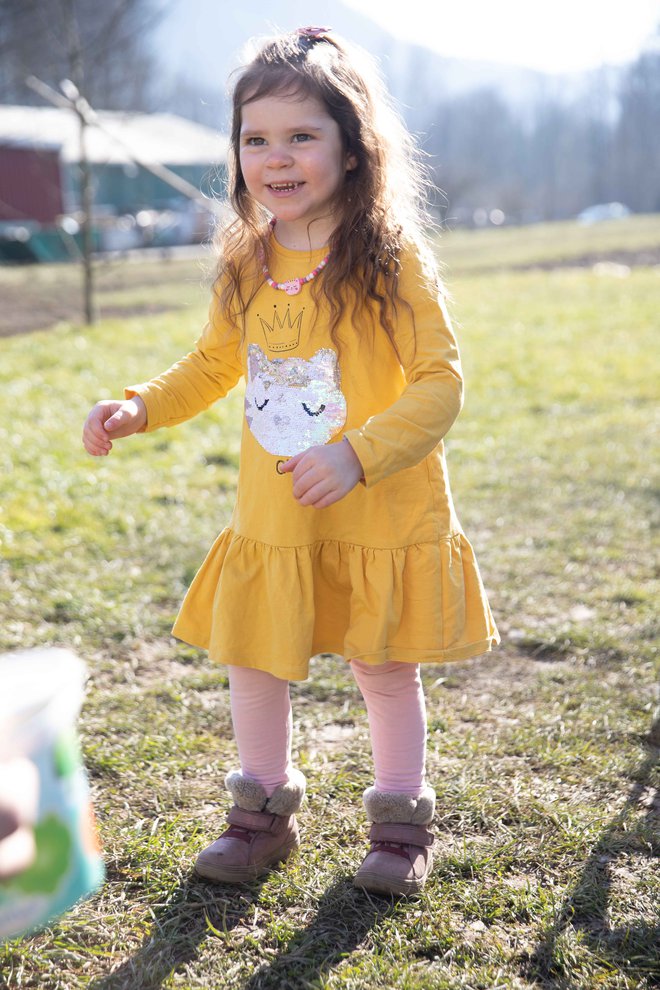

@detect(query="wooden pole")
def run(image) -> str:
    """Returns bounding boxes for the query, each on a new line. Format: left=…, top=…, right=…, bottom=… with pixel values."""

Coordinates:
left=63, top=0, right=95, bottom=324
left=77, top=102, right=95, bottom=324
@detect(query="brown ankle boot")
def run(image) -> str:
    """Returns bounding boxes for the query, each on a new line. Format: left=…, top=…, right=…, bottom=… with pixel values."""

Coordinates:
left=353, top=785, right=436, bottom=896
left=194, top=769, right=305, bottom=884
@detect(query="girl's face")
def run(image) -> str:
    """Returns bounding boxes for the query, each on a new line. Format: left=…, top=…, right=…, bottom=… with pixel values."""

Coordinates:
left=239, top=91, right=356, bottom=249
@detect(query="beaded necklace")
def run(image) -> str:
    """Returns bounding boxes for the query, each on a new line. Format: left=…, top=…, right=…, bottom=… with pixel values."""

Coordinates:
left=261, top=219, right=331, bottom=296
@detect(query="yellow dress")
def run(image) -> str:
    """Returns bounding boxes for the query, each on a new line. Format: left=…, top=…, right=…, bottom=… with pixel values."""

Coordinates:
left=126, top=238, right=499, bottom=680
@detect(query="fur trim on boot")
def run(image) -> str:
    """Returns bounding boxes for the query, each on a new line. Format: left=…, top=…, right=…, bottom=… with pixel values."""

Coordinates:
left=362, top=785, right=435, bottom=825
left=225, top=769, right=306, bottom=816
left=195, top=771, right=304, bottom=884
left=355, top=785, right=436, bottom=896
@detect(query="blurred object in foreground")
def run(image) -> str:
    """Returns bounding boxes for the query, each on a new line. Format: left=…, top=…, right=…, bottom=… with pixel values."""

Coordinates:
left=0, top=649, right=104, bottom=940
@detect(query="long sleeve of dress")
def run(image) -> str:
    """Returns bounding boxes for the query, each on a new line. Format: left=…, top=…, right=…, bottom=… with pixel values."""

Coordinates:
left=124, top=299, right=244, bottom=431
left=343, top=251, right=464, bottom=488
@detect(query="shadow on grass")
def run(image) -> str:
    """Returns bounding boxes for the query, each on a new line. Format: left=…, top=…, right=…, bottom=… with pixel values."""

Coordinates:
left=89, top=873, right=394, bottom=990
left=523, top=714, right=660, bottom=986
left=90, top=873, right=268, bottom=990
left=238, top=878, right=394, bottom=990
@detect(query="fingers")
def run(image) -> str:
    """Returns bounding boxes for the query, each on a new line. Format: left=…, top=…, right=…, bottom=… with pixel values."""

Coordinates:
left=281, top=445, right=350, bottom=508
left=290, top=458, right=344, bottom=507
left=84, top=436, right=113, bottom=457
left=82, top=398, right=145, bottom=456
left=296, top=477, right=334, bottom=507
left=278, top=451, right=303, bottom=473
left=289, top=447, right=327, bottom=483
left=0, top=758, right=38, bottom=880
left=0, top=759, right=37, bottom=841
left=83, top=407, right=114, bottom=456
left=299, top=485, right=343, bottom=508
left=289, top=455, right=324, bottom=501
left=103, top=408, right=129, bottom=434
left=293, top=472, right=340, bottom=506
left=0, top=826, right=36, bottom=879
left=289, top=464, right=336, bottom=506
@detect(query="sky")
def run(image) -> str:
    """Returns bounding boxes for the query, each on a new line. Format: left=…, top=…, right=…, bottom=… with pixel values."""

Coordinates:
left=343, top=0, right=660, bottom=73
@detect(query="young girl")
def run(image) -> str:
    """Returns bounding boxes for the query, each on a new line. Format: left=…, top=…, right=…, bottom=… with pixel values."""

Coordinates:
left=83, top=27, right=499, bottom=897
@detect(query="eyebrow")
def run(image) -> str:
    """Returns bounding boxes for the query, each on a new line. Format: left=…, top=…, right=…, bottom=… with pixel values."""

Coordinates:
left=240, top=124, right=325, bottom=137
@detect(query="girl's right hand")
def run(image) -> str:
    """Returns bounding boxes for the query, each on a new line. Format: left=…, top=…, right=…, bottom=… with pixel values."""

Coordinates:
left=82, top=397, right=147, bottom=456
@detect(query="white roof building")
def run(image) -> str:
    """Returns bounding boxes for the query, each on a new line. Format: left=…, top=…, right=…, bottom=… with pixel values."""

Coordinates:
left=0, top=105, right=228, bottom=166
left=0, top=105, right=230, bottom=228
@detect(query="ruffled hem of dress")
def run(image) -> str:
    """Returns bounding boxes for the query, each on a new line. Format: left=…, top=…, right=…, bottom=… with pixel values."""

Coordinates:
left=171, top=528, right=499, bottom=681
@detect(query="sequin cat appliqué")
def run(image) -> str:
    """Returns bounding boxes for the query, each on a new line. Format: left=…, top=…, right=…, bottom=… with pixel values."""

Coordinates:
left=245, top=344, right=347, bottom=456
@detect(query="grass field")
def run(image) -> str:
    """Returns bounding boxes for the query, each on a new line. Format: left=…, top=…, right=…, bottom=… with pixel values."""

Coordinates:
left=438, top=213, right=660, bottom=274
left=0, top=216, right=658, bottom=989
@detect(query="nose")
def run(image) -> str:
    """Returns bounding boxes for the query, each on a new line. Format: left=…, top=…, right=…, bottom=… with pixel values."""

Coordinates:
left=265, top=143, right=293, bottom=168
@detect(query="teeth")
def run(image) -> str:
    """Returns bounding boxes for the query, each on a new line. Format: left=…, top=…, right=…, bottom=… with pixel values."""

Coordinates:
left=270, top=183, right=299, bottom=190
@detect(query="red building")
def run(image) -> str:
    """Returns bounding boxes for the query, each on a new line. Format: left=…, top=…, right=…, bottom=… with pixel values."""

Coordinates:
left=0, top=144, right=64, bottom=223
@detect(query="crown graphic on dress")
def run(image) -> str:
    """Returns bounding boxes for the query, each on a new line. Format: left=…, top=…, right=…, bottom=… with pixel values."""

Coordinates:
left=258, top=304, right=304, bottom=352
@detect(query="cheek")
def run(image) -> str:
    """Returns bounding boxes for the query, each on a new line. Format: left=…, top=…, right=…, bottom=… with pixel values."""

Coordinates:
left=239, top=152, right=258, bottom=186
left=329, top=155, right=350, bottom=190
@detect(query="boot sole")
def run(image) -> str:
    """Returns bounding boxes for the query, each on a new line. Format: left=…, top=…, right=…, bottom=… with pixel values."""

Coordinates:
left=353, top=870, right=428, bottom=897
left=194, top=837, right=299, bottom=884
left=353, top=873, right=426, bottom=896
left=353, top=848, right=434, bottom=898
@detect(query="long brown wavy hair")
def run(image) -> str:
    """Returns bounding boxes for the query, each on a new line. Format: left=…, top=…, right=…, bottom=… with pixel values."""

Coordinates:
left=214, top=28, right=440, bottom=350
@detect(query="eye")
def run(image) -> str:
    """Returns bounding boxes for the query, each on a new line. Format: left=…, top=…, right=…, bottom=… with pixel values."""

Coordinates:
left=244, top=136, right=265, bottom=146
left=292, top=133, right=313, bottom=143
left=255, top=397, right=270, bottom=411
left=302, top=402, right=326, bottom=417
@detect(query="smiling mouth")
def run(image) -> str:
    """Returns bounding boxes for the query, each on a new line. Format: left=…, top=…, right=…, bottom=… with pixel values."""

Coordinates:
left=268, top=182, right=303, bottom=192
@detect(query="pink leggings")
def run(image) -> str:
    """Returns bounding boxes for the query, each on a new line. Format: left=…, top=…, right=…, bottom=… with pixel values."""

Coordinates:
left=228, top=660, right=427, bottom=798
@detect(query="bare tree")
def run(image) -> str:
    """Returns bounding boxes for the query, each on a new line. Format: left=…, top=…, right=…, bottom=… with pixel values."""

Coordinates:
left=422, top=51, right=660, bottom=225
left=615, top=43, right=660, bottom=213
left=0, top=0, right=166, bottom=323
left=427, top=88, right=526, bottom=222
left=0, top=0, right=164, bottom=110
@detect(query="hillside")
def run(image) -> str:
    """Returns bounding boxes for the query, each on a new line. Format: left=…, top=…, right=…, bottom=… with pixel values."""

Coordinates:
left=151, top=0, right=596, bottom=129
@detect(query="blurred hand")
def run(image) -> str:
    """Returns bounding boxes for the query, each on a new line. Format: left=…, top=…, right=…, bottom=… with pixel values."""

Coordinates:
left=0, top=757, right=39, bottom=880
left=280, top=439, right=364, bottom=508
left=82, top=397, right=147, bottom=456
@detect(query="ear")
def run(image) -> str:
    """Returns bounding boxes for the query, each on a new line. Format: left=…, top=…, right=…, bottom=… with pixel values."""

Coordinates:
left=345, top=151, right=358, bottom=172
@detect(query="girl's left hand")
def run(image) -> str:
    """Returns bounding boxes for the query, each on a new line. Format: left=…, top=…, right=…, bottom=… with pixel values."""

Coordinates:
left=280, top=439, right=364, bottom=509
